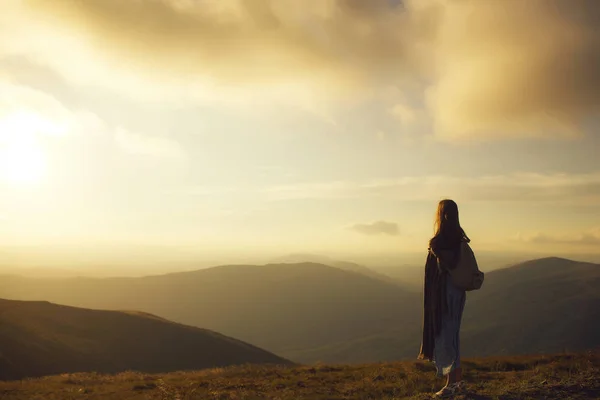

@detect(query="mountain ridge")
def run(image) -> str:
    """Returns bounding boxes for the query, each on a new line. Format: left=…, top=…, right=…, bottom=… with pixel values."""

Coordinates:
left=0, top=298, right=290, bottom=380
left=0, top=262, right=419, bottom=362
left=0, top=257, right=598, bottom=364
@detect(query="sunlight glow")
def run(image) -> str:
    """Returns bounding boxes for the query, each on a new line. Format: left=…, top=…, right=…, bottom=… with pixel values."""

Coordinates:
left=0, top=112, right=62, bottom=186
left=1, top=142, right=46, bottom=185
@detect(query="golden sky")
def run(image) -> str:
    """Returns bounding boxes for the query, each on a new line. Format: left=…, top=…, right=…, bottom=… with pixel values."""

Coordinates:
left=0, top=0, right=599, bottom=260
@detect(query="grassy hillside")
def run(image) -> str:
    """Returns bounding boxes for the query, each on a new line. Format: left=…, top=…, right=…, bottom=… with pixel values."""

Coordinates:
left=0, top=352, right=597, bottom=399
left=0, top=299, right=289, bottom=380
left=0, top=263, right=421, bottom=362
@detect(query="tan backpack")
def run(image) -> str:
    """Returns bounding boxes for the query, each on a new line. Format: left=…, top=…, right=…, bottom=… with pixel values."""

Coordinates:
left=449, top=241, right=484, bottom=291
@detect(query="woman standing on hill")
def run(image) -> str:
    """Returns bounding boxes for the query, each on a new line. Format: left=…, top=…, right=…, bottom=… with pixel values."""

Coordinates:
left=418, top=199, right=468, bottom=398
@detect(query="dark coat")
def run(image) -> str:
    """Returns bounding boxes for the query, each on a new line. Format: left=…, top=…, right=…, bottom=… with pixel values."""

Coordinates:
left=417, top=238, right=461, bottom=361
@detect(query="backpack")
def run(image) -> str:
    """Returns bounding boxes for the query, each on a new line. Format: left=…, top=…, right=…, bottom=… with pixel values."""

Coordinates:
left=449, top=241, right=484, bottom=291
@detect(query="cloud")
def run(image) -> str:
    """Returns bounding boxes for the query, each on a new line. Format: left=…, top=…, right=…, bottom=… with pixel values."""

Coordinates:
left=426, top=0, right=600, bottom=140
left=348, top=221, right=400, bottom=236
left=513, top=228, right=600, bottom=246
left=0, top=81, right=71, bottom=138
left=390, top=103, right=419, bottom=126
left=17, top=0, right=412, bottom=92
left=261, top=172, right=600, bottom=204
left=0, top=80, right=108, bottom=143
left=10, top=0, right=600, bottom=139
left=114, top=128, right=185, bottom=159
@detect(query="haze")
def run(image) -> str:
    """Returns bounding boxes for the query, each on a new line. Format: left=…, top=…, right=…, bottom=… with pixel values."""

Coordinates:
left=1, top=0, right=600, bottom=274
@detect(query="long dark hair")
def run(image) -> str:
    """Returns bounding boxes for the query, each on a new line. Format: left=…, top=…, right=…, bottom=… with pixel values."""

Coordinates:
left=429, top=199, right=470, bottom=248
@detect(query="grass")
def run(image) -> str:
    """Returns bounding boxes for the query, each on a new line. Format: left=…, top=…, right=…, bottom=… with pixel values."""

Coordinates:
left=0, top=351, right=598, bottom=400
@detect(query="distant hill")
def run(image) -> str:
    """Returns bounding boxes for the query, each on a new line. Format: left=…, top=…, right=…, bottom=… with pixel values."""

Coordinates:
left=271, top=253, right=404, bottom=287
left=369, top=252, right=535, bottom=290
left=369, top=263, right=425, bottom=290
left=0, top=263, right=420, bottom=363
left=0, top=298, right=289, bottom=380
left=0, top=352, right=597, bottom=399
left=0, top=258, right=598, bottom=364
left=315, top=257, right=600, bottom=362
left=462, top=257, right=600, bottom=356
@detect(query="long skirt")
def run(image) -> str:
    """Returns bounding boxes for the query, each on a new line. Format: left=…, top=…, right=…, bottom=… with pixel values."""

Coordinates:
left=433, top=277, right=466, bottom=377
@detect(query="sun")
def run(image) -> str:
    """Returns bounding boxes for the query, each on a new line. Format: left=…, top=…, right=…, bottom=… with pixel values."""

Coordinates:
left=0, top=112, right=58, bottom=186
left=1, top=142, right=47, bottom=185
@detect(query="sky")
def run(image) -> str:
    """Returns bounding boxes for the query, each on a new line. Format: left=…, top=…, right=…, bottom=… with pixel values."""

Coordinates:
left=0, top=0, right=599, bottom=266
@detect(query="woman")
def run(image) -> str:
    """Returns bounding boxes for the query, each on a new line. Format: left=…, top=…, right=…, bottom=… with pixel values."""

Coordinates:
left=418, top=199, right=468, bottom=397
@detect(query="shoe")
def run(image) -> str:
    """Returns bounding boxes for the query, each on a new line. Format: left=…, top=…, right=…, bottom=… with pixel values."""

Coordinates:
left=433, top=381, right=464, bottom=398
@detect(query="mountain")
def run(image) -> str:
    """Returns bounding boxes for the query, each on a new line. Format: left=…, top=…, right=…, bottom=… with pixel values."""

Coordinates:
left=369, top=263, right=425, bottom=290
left=0, top=262, right=420, bottom=363
left=1, top=258, right=597, bottom=364
left=0, top=298, right=289, bottom=380
left=316, top=257, right=600, bottom=362
left=270, top=253, right=401, bottom=286
left=461, top=257, right=600, bottom=356
left=368, top=252, right=536, bottom=290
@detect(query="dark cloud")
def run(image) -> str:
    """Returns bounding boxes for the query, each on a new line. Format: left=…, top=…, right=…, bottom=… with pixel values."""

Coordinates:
left=428, top=0, right=600, bottom=139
